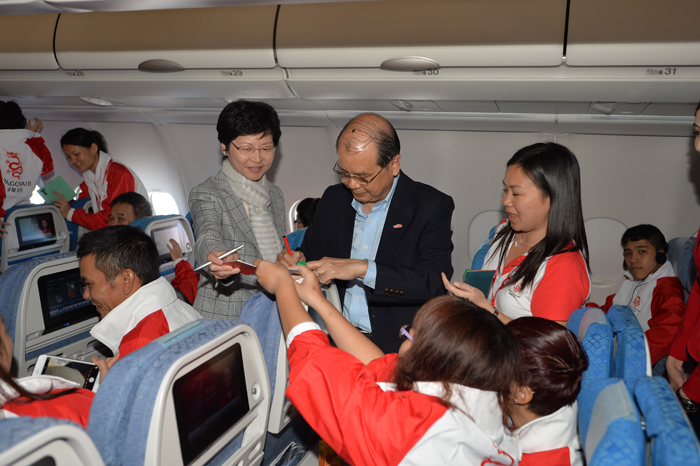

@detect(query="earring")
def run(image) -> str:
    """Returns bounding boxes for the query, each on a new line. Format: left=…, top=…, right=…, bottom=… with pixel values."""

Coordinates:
left=513, top=398, right=519, bottom=405
left=223, top=149, right=229, bottom=157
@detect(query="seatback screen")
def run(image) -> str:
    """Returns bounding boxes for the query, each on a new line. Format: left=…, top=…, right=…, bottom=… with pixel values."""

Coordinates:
left=173, top=342, right=250, bottom=465
left=38, top=268, right=99, bottom=335
left=15, top=212, right=57, bottom=251
left=150, top=223, right=184, bottom=265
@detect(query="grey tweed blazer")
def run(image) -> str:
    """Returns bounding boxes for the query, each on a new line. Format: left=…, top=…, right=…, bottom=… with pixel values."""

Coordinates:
left=188, top=169, right=285, bottom=319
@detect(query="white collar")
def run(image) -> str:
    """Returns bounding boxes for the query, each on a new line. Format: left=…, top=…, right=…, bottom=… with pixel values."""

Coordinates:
left=89, top=277, right=176, bottom=354
left=513, top=403, right=579, bottom=453
left=623, top=260, right=675, bottom=283
left=0, top=375, right=80, bottom=405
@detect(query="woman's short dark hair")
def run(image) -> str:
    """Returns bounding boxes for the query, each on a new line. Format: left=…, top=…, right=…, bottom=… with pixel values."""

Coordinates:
left=216, top=100, right=281, bottom=147
left=0, top=101, right=26, bottom=130
left=296, top=198, right=320, bottom=228
left=77, top=225, right=159, bottom=285
left=507, top=317, right=588, bottom=417
left=621, top=224, right=667, bottom=253
left=60, top=128, right=109, bottom=153
left=491, top=142, right=590, bottom=290
left=394, top=296, right=519, bottom=412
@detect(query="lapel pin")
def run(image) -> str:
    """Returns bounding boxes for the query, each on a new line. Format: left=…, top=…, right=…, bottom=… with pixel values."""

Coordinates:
left=393, top=224, right=403, bottom=229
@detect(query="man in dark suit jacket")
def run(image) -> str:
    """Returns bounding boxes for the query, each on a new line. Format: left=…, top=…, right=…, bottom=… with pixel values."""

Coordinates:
left=280, top=113, right=454, bottom=353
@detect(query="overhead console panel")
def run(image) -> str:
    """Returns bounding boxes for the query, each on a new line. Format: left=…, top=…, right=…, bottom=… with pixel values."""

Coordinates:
left=0, top=15, right=60, bottom=70
left=55, top=6, right=278, bottom=70
left=567, top=0, right=700, bottom=66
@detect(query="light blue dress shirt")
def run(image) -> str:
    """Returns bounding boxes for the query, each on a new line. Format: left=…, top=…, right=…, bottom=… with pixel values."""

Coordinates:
left=343, top=174, right=400, bottom=331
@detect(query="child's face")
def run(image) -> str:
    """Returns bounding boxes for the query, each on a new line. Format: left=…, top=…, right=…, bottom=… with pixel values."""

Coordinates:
left=623, top=239, right=660, bottom=281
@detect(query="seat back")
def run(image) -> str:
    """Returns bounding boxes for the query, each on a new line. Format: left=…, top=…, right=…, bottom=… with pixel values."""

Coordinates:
left=239, top=293, right=318, bottom=466
left=667, top=236, right=697, bottom=302
left=1, top=204, right=70, bottom=272
left=567, top=307, right=614, bottom=387
left=0, top=252, right=108, bottom=376
left=607, top=305, right=650, bottom=391
left=470, top=223, right=498, bottom=271
left=577, top=378, right=645, bottom=465
left=89, top=319, right=270, bottom=466
left=130, top=215, right=195, bottom=278
left=65, top=198, right=93, bottom=251
left=633, top=376, right=700, bottom=466
left=0, top=417, right=105, bottom=466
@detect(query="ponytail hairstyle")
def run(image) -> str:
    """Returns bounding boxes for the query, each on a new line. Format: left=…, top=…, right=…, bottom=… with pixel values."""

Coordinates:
left=393, top=296, right=519, bottom=416
left=491, top=142, right=590, bottom=291
left=507, top=317, right=588, bottom=416
left=60, top=128, right=109, bottom=153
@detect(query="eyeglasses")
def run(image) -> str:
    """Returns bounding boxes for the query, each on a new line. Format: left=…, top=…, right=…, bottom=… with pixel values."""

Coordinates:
left=230, top=141, right=276, bottom=156
left=333, top=159, right=391, bottom=186
left=399, top=324, right=413, bottom=342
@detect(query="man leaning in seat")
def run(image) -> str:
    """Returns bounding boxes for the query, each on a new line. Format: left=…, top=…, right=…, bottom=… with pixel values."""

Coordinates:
left=78, top=225, right=201, bottom=378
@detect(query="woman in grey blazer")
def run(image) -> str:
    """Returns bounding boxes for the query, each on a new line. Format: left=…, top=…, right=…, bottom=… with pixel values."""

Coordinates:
left=188, top=100, right=285, bottom=319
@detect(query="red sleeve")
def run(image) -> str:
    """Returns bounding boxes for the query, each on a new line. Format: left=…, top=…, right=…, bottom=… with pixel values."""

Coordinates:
left=286, top=330, right=447, bottom=466
left=530, top=252, right=590, bottom=321
left=3, top=389, right=94, bottom=429
left=25, top=137, right=53, bottom=176
left=118, top=310, right=170, bottom=358
left=77, top=181, right=89, bottom=200
left=586, top=293, right=615, bottom=312
left=670, top=234, right=700, bottom=361
left=519, top=447, right=572, bottom=466
left=70, top=162, right=137, bottom=230
left=171, top=260, right=199, bottom=305
left=646, top=277, right=685, bottom=365
left=366, top=352, right=398, bottom=382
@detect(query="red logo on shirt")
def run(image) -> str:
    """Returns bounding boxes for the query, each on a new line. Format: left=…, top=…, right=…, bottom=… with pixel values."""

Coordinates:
left=633, top=295, right=641, bottom=307
left=513, top=283, right=522, bottom=294
left=4, top=151, right=23, bottom=179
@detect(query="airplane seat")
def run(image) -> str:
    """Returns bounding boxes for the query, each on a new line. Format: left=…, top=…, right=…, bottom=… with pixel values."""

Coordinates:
left=567, top=307, right=614, bottom=388
left=469, top=223, right=498, bottom=271
left=667, top=236, right=697, bottom=303
left=633, top=376, right=700, bottom=465
left=577, top=378, right=646, bottom=465
left=584, top=218, right=628, bottom=305
left=0, top=417, right=105, bottom=466
left=606, top=305, right=651, bottom=392
left=130, top=215, right=195, bottom=280
left=185, top=211, right=196, bottom=242
left=1, top=204, right=70, bottom=273
left=65, top=198, right=93, bottom=251
left=0, top=252, right=107, bottom=377
left=88, top=319, right=271, bottom=466
left=238, top=293, right=318, bottom=466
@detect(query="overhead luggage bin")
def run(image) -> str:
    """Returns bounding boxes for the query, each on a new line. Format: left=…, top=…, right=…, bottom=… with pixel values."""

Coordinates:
left=276, top=0, right=567, bottom=69
left=567, top=0, right=700, bottom=66
left=55, top=6, right=278, bottom=70
left=0, top=14, right=60, bottom=70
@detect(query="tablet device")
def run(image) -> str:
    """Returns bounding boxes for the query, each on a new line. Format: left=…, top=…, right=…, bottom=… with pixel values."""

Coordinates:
left=463, top=270, right=496, bottom=297
left=32, top=355, right=100, bottom=392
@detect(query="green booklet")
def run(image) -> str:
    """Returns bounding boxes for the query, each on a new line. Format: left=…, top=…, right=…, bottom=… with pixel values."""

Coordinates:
left=37, top=176, right=77, bottom=203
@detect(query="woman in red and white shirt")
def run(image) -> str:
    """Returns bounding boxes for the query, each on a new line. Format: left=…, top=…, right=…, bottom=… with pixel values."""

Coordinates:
left=256, top=260, right=520, bottom=466
left=444, top=142, right=590, bottom=325
left=52, top=128, right=147, bottom=230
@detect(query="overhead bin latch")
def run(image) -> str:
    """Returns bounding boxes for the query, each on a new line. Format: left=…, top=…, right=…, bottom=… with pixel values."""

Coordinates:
left=380, top=56, right=441, bottom=72
left=138, top=59, right=185, bottom=73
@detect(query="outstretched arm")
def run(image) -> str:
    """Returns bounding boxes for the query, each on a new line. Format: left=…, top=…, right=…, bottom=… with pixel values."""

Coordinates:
left=255, top=261, right=384, bottom=363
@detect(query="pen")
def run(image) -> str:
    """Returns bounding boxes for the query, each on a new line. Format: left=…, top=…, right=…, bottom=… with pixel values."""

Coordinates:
left=193, top=245, right=244, bottom=272
left=283, top=235, right=307, bottom=266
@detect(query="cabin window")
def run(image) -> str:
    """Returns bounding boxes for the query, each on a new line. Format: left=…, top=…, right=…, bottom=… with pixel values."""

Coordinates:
left=149, top=191, right=179, bottom=215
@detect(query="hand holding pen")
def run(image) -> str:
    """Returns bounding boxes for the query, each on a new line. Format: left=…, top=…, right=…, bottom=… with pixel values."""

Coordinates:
left=196, top=245, right=244, bottom=279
